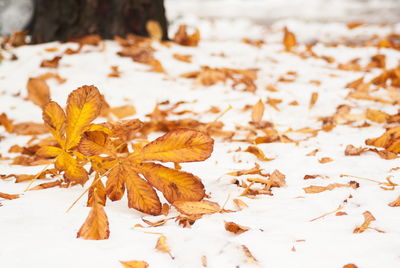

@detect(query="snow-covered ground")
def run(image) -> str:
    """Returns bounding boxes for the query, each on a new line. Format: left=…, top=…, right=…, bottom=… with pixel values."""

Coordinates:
left=1, top=17, right=400, bottom=268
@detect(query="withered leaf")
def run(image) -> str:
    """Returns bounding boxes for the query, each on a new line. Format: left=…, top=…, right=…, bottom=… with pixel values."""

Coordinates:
left=304, top=182, right=356, bottom=194
left=366, top=126, right=400, bottom=154
left=353, top=211, right=376, bottom=233
left=388, top=196, right=400, bottom=207
left=29, top=180, right=61, bottom=191
left=146, top=20, right=163, bottom=42
left=283, top=27, right=297, bottom=52
left=40, top=56, right=62, bottom=68
left=77, top=192, right=110, bottom=240
left=309, top=92, right=318, bottom=109
left=27, top=78, right=50, bottom=107
left=244, top=146, right=274, bottom=161
left=155, top=235, right=173, bottom=258
left=110, top=105, right=136, bottom=119
left=225, top=221, right=250, bottom=234
left=173, top=200, right=220, bottom=215
left=241, top=245, right=258, bottom=264
left=366, top=109, right=389, bottom=123
left=345, top=145, right=368, bottom=156
left=343, top=264, right=358, bottom=268
left=270, top=169, right=286, bottom=187
left=251, top=99, right=265, bottom=123
left=173, top=25, right=200, bottom=47
left=0, top=192, right=20, bottom=200
left=233, top=199, right=249, bottom=210
left=120, top=260, right=149, bottom=268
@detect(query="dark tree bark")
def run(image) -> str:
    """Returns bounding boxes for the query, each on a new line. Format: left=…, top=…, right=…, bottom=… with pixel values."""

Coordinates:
left=26, top=0, right=168, bottom=44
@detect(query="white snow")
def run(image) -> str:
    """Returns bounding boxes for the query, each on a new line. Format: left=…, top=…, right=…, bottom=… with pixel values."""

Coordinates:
left=1, top=17, right=400, bottom=268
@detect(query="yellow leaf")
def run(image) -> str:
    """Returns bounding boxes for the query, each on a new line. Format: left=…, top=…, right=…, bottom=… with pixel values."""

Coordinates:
left=77, top=193, right=110, bottom=240
left=125, top=164, right=161, bottom=215
left=251, top=99, right=264, bottom=123
left=27, top=77, right=50, bottom=107
left=65, top=85, right=102, bottom=150
left=55, top=151, right=88, bottom=184
left=43, top=101, right=66, bottom=147
left=120, top=260, right=149, bottom=268
left=136, top=162, right=205, bottom=203
left=173, top=200, right=220, bottom=215
left=78, top=131, right=113, bottom=156
left=155, top=235, right=173, bottom=258
left=36, top=145, right=63, bottom=158
left=139, top=129, right=213, bottom=163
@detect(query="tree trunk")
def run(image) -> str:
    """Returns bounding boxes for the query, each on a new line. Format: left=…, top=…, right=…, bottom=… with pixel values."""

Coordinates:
left=26, top=0, right=168, bottom=44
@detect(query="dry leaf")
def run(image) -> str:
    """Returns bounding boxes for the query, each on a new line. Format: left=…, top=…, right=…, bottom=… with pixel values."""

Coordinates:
left=304, top=182, right=356, bottom=194
left=108, top=66, right=121, bottom=78
left=173, top=54, right=192, bottom=63
left=343, top=264, right=358, bottom=268
left=110, top=105, right=136, bottom=119
left=155, top=235, right=173, bottom=258
left=244, top=146, right=274, bottom=161
left=0, top=192, right=20, bottom=200
left=173, top=200, right=220, bottom=215
left=319, top=157, right=333, bottom=164
left=353, top=211, right=376, bottom=233
left=29, top=180, right=61, bottom=191
left=27, top=78, right=50, bottom=107
left=366, top=109, right=389, bottom=123
left=40, top=56, right=62, bottom=68
left=120, top=260, right=149, bottom=268
left=270, top=169, right=286, bottom=187
left=283, top=27, right=297, bottom=52
left=309, top=92, right=318, bottom=109
left=388, top=196, right=400, bottom=207
left=251, top=99, right=265, bottom=123
left=366, top=126, right=400, bottom=153
left=233, top=199, right=249, bottom=210
left=225, top=221, right=249, bottom=234
left=77, top=192, right=110, bottom=240
left=345, top=145, right=368, bottom=156
left=241, top=245, right=258, bottom=264
left=173, top=25, right=200, bottom=47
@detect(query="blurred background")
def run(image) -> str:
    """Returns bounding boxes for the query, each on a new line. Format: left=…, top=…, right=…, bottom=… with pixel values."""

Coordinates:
left=1, top=0, right=399, bottom=35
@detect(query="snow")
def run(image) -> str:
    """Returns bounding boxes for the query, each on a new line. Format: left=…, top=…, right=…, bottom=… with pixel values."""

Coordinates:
left=1, top=17, right=400, bottom=268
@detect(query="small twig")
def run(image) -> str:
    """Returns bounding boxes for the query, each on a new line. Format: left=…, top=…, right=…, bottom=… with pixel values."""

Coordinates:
left=310, top=205, right=344, bottom=222
left=65, top=165, right=116, bottom=213
left=24, top=163, right=52, bottom=192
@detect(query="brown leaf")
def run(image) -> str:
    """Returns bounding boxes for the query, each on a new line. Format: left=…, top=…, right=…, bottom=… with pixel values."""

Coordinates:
left=173, top=200, right=220, bottom=215
left=225, top=221, right=249, bottom=235
left=366, top=126, right=400, bottom=154
left=365, top=109, right=389, bottom=123
left=77, top=193, right=110, bottom=240
left=0, top=112, right=14, bottom=132
left=40, top=56, right=62, bottom=68
left=108, top=66, right=121, bottom=78
left=12, top=122, right=49, bottom=136
left=270, top=169, right=286, bottom=187
left=319, top=157, right=333, bottom=164
left=173, top=25, right=200, bottom=47
left=345, top=145, right=368, bottom=156
left=120, top=260, right=149, bottom=268
left=87, top=177, right=106, bottom=207
left=27, top=78, right=50, bottom=107
left=0, top=192, right=20, bottom=200
left=241, top=245, right=258, bottom=264
left=353, top=211, right=376, bottom=233
left=29, top=180, right=62, bottom=191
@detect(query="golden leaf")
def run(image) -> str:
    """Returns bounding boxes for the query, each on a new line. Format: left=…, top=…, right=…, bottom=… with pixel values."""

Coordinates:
left=105, top=161, right=127, bottom=201
left=77, top=193, right=110, bottom=240
left=139, top=129, right=213, bottom=163
left=36, top=145, right=63, bottom=158
left=27, top=78, right=50, bottom=107
left=173, top=200, right=220, bottom=215
left=366, top=109, right=389, bottom=123
left=283, top=27, right=297, bottom=52
left=87, top=176, right=106, bottom=207
left=12, top=122, right=49, bottom=136
left=309, top=92, right=318, bottom=109
left=137, top=162, right=205, bottom=203
left=55, top=151, right=88, bottom=184
left=353, top=211, right=376, bottom=233
left=251, top=99, right=264, bottom=123
left=65, top=85, right=102, bottom=150
left=120, top=260, right=149, bottom=268
left=43, top=101, right=66, bottom=147
left=125, top=165, right=161, bottom=215
left=225, top=221, right=249, bottom=234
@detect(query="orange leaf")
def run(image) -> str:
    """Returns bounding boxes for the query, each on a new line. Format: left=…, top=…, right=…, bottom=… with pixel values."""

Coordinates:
left=87, top=176, right=106, bottom=207
left=173, top=200, right=220, bottom=215
left=120, top=260, right=149, bottom=268
left=251, top=99, right=264, bottom=123
left=309, top=92, right=318, bottom=109
left=353, top=211, right=376, bottom=233
left=42, top=101, right=66, bottom=147
left=0, top=192, right=20, bottom=200
left=139, top=129, right=213, bottom=163
left=55, top=151, right=88, bottom=184
left=136, top=162, right=205, bottom=203
left=125, top=165, right=161, bottom=215
left=65, top=85, right=102, bottom=150
left=365, top=109, right=389, bottom=123
left=27, top=78, right=50, bottom=107
left=244, top=146, right=274, bottom=161
left=155, top=235, right=173, bottom=258
left=388, top=196, right=400, bottom=207
left=105, top=161, right=127, bottom=201
left=77, top=192, right=110, bottom=240
left=283, top=27, right=297, bottom=52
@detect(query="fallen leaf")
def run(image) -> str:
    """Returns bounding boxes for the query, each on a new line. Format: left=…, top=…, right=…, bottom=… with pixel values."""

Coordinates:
left=173, top=25, right=200, bottom=47
left=155, top=235, right=173, bottom=258
left=173, top=53, right=192, bottom=63
left=283, top=27, right=297, bottom=52
left=345, top=145, right=368, bottom=156
left=173, top=200, right=220, bottom=215
left=110, top=105, right=136, bottom=119
left=244, top=146, right=274, bottom=161
left=309, top=92, right=318, bottom=109
left=27, top=78, right=50, bottom=107
left=120, top=260, right=149, bottom=268
left=233, top=199, right=249, bottom=210
left=241, top=245, right=258, bottom=264
left=304, top=182, right=357, bottom=194
left=270, top=169, right=286, bottom=187
left=251, top=99, right=265, bottom=123
left=343, top=264, right=358, bottom=268
left=388, top=196, right=400, bottom=207
left=353, top=211, right=376, bottom=233
left=0, top=192, right=20, bottom=200
left=225, top=221, right=250, bottom=234
left=40, top=56, right=62, bottom=68
left=365, top=109, right=389, bottom=123
left=319, top=157, right=333, bottom=164
left=146, top=20, right=163, bottom=42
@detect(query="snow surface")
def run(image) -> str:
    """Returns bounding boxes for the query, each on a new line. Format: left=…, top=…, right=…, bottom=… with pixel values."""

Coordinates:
left=1, top=18, right=400, bottom=268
